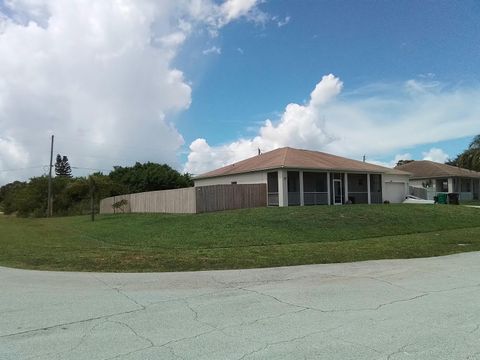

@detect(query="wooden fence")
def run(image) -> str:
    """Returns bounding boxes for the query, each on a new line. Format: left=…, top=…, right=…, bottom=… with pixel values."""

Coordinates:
left=195, top=184, right=267, bottom=213
left=99, top=184, right=267, bottom=214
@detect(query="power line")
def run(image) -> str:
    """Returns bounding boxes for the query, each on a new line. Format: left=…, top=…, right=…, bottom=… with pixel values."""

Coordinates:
left=0, top=166, right=46, bottom=173
left=71, top=166, right=112, bottom=172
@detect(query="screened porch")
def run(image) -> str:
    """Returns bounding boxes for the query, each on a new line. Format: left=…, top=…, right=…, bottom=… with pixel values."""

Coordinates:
left=267, top=170, right=383, bottom=206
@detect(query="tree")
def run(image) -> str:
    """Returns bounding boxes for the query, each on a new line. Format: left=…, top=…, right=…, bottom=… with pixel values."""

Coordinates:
left=449, top=135, right=480, bottom=171
left=55, top=154, right=72, bottom=177
left=109, top=162, right=193, bottom=193
left=0, top=181, right=27, bottom=214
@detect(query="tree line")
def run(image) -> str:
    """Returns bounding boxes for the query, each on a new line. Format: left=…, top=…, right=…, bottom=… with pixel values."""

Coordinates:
left=0, top=160, right=193, bottom=217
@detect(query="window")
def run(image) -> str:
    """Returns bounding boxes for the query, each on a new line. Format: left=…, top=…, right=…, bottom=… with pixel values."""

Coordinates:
left=231, top=181, right=237, bottom=185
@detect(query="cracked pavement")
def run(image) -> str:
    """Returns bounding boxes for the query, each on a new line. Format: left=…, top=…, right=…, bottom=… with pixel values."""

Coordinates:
left=1, top=252, right=480, bottom=359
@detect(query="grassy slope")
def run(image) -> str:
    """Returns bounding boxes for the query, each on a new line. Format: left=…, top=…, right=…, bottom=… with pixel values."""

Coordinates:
left=1, top=204, right=480, bottom=272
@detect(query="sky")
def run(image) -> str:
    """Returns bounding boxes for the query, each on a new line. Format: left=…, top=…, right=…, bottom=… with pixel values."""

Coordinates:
left=1, top=0, right=480, bottom=185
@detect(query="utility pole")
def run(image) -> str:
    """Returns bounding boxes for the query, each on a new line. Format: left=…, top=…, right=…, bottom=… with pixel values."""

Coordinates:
left=47, top=135, right=54, bottom=217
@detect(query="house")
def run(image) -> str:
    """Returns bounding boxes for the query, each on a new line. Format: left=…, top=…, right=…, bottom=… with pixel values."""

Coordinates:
left=395, top=160, right=480, bottom=201
left=194, top=147, right=411, bottom=206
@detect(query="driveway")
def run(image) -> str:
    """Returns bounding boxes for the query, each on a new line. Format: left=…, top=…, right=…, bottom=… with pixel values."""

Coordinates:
left=1, top=253, right=480, bottom=360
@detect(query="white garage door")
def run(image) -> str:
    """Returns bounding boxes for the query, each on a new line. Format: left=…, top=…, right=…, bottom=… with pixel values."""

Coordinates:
left=384, top=182, right=406, bottom=203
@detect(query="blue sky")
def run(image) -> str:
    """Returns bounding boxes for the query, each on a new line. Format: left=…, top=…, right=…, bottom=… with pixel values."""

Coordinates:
left=176, top=0, right=480, bottom=167
left=0, top=0, right=480, bottom=183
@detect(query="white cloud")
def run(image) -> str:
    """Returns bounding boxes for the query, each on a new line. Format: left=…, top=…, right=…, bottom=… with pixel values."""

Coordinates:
left=185, top=75, right=480, bottom=175
left=422, top=148, right=449, bottom=163
left=220, top=0, right=259, bottom=24
left=185, top=74, right=343, bottom=174
left=186, top=0, right=267, bottom=36
left=276, top=16, right=290, bottom=27
left=0, top=137, right=29, bottom=172
left=202, top=45, right=221, bottom=55
left=0, top=0, right=266, bottom=184
left=369, top=153, right=412, bottom=169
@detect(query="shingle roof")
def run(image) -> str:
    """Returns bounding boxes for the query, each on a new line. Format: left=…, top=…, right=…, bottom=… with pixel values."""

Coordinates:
left=395, top=160, right=480, bottom=179
left=195, top=147, right=410, bottom=179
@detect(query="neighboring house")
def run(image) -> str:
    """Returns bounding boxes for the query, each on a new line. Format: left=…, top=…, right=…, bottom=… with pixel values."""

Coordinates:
left=194, top=147, right=410, bottom=206
left=395, top=160, right=480, bottom=201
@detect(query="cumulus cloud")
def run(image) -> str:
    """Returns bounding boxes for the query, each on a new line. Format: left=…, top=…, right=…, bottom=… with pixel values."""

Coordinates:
left=422, top=148, right=449, bottom=163
left=185, top=74, right=343, bottom=174
left=185, top=75, right=480, bottom=175
left=0, top=0, right=265, bottom=184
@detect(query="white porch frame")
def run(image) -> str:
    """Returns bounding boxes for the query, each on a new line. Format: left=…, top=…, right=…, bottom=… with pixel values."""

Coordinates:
left=344, top=173, right=349, bottom=204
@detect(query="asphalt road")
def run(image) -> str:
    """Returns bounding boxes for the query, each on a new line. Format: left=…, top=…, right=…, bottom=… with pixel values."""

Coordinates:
left=1, top=252, right=480, bottom=359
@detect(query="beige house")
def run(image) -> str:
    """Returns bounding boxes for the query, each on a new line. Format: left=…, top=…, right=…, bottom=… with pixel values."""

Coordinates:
left=395, top=160, right=480, bottom=201
left=194, top=147, right=411, bottom=206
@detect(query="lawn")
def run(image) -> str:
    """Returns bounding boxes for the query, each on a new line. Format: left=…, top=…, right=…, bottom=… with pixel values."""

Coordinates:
left=1, top=204, right=480, bottom=272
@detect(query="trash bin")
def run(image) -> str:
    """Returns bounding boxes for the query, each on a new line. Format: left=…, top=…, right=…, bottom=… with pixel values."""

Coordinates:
left=448, top=193, right=459, bottom=205
left=437, top=193, right=448, bottom=204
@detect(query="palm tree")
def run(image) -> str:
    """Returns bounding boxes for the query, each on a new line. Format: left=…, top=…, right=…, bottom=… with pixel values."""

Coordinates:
left=456, top=135, right=480, bottom=171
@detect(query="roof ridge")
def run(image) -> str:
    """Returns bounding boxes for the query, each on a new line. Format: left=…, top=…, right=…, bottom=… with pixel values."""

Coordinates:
left=281, top=147, right=289, bottom=167
left=423, top=160, right=479, bottom=174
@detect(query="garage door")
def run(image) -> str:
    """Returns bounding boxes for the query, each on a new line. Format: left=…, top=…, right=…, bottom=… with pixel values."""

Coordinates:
left=384, top=182, right=406, bottom=203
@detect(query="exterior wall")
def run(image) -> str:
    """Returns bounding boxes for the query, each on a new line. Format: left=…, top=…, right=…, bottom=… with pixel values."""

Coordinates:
left=194, top=171, right=267, bottom=187
left=383, top=174, right=410, bottom=203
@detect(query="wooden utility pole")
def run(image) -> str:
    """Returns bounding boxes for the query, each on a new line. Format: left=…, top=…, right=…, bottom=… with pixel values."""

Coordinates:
left=47, top=135, right=54, bottom=217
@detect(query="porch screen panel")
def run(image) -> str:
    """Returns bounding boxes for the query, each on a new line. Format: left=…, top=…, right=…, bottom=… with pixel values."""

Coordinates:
left=287, top=171, right=300, bottom=206
left=303, top=172, right=328, bottom=205
left=348, top=174, right=368, bottom=204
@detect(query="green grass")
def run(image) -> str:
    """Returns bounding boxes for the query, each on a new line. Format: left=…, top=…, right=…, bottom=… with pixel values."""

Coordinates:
left=1, top=204, right=480, bottom=272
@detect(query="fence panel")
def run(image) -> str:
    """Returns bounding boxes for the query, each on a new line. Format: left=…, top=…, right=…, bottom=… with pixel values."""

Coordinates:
left=100, top=188, right=196, bottom=214
left=195, top=184, right=267, bottom=213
